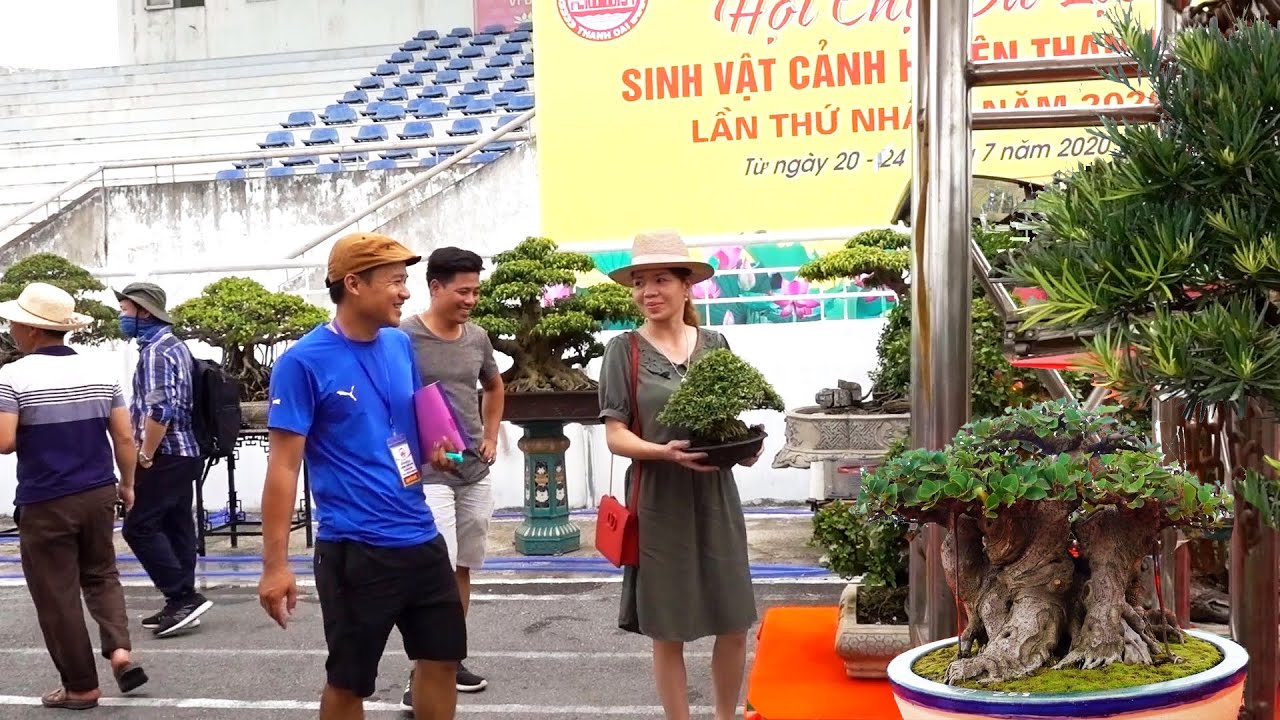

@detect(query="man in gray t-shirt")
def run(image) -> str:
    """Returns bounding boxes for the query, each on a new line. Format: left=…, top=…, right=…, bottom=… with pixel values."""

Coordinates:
left=399, top=247, right=504, bottom=701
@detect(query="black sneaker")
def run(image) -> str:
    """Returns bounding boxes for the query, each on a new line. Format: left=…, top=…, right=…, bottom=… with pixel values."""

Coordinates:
left=142, top=609, right=199, bottom=631
left=402, top=670, right=414, bottom=709
left=154, top=593, right=213, bottom=638
left=456, top=663, right=487, bottom=693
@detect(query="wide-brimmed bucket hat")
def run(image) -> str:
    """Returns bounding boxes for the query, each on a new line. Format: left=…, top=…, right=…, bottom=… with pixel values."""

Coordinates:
left=0, top=282, right=93, bottom=331
left=607, top=230, right=715, bottom=286
left=114, top=282, right=171, bottom=324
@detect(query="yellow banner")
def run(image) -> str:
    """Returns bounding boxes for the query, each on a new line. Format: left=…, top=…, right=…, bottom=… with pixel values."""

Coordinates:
left=534, top=0, right=1156, bottom=244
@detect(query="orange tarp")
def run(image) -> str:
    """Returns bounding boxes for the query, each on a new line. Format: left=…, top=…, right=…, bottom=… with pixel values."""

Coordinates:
left=744, top=606, right=903, bottom=720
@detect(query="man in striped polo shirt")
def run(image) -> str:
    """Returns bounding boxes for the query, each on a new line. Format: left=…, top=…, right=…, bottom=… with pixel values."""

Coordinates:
left=116, top=282, right=212, bottom=637
left=0, top=282, right=148, bottom=710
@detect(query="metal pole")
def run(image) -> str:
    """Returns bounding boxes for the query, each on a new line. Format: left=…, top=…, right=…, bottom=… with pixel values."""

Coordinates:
left=972, top=105, right=1160, bottom=130
left=968, top=56, right=1143, bottom=87
left=908, top=0, right=969, bottom=646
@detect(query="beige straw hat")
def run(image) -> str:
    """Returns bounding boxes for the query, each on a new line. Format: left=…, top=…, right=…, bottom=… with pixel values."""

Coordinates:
left=608, top=230, right=715, bottom=285
left=0, top=282, right=92, bottom=331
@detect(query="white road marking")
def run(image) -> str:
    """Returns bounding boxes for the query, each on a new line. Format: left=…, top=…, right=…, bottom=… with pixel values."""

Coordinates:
left=0, top=648, right=738, bottom=660
left=0, top=575, right=845, bottom=589
left=0, top=696, right=716, bottom=714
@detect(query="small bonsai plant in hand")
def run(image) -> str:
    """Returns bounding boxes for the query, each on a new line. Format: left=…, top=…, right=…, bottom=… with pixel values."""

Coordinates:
left=657, top=347, right=786, bottom=467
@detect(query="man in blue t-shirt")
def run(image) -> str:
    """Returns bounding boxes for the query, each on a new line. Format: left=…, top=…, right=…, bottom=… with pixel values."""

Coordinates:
left=258, top=232, right=464, bottom=720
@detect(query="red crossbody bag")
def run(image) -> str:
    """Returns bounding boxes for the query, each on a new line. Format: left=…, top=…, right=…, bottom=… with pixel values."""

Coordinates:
left=595, top=332, right=642, bottom=568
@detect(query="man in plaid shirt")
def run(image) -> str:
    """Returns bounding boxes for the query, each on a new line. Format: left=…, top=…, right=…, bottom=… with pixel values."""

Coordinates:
left=116, top=282, right=213, bottom=638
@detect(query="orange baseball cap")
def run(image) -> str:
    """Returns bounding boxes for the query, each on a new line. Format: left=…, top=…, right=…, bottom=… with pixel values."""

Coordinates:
left=326, top=232, right=422, bottom=287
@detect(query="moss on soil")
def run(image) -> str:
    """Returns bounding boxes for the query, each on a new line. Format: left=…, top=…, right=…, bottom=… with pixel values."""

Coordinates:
left=912, top=637, right=1222, bottom=694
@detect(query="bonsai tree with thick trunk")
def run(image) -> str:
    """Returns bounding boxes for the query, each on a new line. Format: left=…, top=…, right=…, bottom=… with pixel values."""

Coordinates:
left=861, top=400, right=1223, bottom=683
left=0, top=253, right=120, bottom=366
left=470, top=237, right=639, bottom=393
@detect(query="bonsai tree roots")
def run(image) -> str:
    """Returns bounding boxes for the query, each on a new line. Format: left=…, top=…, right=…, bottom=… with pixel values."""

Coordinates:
left=657, top=348, right=785, bottom=446
left=471, top=237, right=639, bottom=393
left=861, top=401, right=1223, bottom=684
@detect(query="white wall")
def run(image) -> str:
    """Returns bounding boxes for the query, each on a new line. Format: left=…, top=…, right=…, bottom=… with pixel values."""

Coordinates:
left=119, top=0, right=474, bottom=65
left=0, top=319, right=886, bottom=514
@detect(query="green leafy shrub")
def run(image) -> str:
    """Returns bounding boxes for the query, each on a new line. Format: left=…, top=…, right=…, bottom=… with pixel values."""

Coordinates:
left=656, top=348, right=785, bottom=444
left=470, top=237, right=640, bottom=392
left=0, top=254, right=120, bottom=366
left=172, top=277, right=329, bottom=402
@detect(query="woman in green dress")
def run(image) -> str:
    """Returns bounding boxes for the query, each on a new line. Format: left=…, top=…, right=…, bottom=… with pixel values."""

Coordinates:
left=597, top=230, right=762, bottom=720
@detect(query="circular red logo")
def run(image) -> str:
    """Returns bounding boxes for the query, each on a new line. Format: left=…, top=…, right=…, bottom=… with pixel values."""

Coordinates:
left=557, top=0, right=648, bottom=41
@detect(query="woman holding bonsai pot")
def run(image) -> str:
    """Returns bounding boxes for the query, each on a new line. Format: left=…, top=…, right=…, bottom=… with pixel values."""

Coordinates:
left=597, top=230, right=762, bottom=720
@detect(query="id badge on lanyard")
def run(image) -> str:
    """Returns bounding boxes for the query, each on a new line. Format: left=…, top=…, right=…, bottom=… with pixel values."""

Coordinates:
left=331, top=322, right=422, bottom=487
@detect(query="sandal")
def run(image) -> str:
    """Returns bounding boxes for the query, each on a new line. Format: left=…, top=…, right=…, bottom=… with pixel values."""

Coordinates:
left=40, top=687, right=98, bottom=710
left=114, top=663, right=149, bottom=694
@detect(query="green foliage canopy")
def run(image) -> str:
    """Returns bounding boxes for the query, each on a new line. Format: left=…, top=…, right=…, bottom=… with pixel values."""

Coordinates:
left=657, top=348, right=785, bottom=443
left=0, top=254, right=120, bottom=366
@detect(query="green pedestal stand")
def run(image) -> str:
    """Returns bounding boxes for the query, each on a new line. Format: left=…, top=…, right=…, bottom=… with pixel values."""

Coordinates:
left=513, top=420, right=581, bottom=555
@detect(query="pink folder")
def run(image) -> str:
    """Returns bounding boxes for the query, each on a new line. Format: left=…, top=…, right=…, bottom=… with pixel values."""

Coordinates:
left=414, top=382, right=468, bottom=454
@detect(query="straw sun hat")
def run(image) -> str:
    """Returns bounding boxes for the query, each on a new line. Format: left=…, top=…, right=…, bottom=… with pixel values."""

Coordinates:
left=0, top=282, right=93, bottom=332
left=608, top=231, right=715, bottom=286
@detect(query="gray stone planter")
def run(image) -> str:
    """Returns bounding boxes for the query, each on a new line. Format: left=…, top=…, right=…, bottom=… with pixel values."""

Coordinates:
left=771, top=406, right=909, bottom=470
left=834, top=583, right=912, bottom=679
left=241, top=400, right=269, bottom=429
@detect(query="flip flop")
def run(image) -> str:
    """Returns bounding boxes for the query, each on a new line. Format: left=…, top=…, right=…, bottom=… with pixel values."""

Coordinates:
left=40, top=687, right=98, bottom=710
left=114, top=663, right=149, bottom=694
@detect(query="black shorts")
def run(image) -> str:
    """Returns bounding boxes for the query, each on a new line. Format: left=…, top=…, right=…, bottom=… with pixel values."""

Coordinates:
left=314, top=535, right=466, bottom=698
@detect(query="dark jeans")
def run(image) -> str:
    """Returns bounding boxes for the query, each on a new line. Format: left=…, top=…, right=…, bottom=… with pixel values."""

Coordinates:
left=122, top=454, right=203, bottom=604
left=19, top=484, right=132, bottom=692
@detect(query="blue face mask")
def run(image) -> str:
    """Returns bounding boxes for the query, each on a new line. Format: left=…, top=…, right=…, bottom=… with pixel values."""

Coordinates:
left=119, top=315, right=160, bottom=339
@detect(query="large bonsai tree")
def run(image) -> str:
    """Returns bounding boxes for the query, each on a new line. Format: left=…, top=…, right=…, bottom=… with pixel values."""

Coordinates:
left=471, top=237, right=639, bottom=393
left=171, top=277, right=329, bottom=402
left=0, top=254, right=120, bottom=366
left=657, top=348, right=785, bottom=444
left=861, top=400, right=1223, bottom=683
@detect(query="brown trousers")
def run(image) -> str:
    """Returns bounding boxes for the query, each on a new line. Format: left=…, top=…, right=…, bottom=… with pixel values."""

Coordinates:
left=19, top=483, right=132, bottom=692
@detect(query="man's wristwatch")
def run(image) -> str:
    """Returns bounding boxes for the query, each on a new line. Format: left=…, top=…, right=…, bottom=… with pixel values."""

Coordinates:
left=138, top=450, right=153, bottom=468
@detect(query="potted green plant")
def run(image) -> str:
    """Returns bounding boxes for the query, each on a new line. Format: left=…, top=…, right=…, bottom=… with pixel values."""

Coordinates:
left=171, top=277, right=329, bottom=428
left=655, top=347, right=786, bottom=467
left=0, top=253, right=120, bottom=367
left=868, top=400, right=1243, bottom=719
left=469, top=236, right=640, bottom=554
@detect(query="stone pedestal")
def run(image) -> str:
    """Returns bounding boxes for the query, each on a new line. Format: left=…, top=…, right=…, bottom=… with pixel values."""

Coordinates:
left=513, top=420, right=581, bottom=555
left=834, top=583, right=912, bottom=679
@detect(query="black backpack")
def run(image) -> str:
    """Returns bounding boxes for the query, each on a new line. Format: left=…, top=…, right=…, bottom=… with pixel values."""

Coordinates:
left=191, top=357, right=243, bottom=459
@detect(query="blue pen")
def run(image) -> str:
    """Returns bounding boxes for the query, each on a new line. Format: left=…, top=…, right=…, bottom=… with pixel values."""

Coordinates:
left=446, top=451, right=465, bottom=463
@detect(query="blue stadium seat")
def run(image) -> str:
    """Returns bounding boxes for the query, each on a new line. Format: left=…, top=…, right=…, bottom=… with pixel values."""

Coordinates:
left=484, top=141, right=515, bottom=152
left=215, top=169, right=247, bottom=180
left=475, top=67, right=502, bottom=82
left=469, top=152, right=502, bottom=164
left=281, top=111, right=316, bottom=128
left=426, top=48, right=450, bottom=62
left=334, top=152, right=368, bottom=163
left=449, top=26, right=473, bottom=38
left=258, top=130, right=295, bottom=148
left=355, top=76, right=383, bottom=90
left=398, top=121, right=434, bottom=139
left=513, top=64, right=534, bottom=79
left=459, top=46, right=484, bottom=59
left=374, top=105, right=407, bottom=122
left=303, top=127, right=341, bottom=145
left=481, top=24, right=507, bottom=35
left=373, top=63, right=399, bottom=76
left=321, top=105, right=358, bottom=125
left=418, top=84, right=447, bottom=99
left=281, top=156, right=316, bottom=166
left=316, top=162, right=346, bottom=174
left=510, top=30, right=532, bottom=43
left=446, top=58, right=473, bottom=71
left=340, top=90, right=368, bottom=104
left=447, top=95, right=470, bottom=111
left=437, top=36, right=461, bottom=49
left=367, top=159, right=399, bottom=170
left=420, top=157, right=442, bottom=168
left=492, top=91, right=514, bottom=107
left=515, top=21, right=533, bottom=32
left=487, top=55, right=513, bottom=68
left=411, top=60, right=437, bottom=74
left=401, top=39, right=427, bottom=52
left=522, top=52, right=534, bottom=65
left=234, top=157, right=271, bottom=169
left=362, top=101, right=390, bottom=117
left=389, top=51, right=414, bottom=64
left=493, top=115, right=521, bottom=130
left=461, top=81, right=488, bottom=96
left=266, top=166, right=295, bottom=177
left=434, top=145, right=464, bottom=156
left=395, top=73, right=424, bottom=87
left=415, top=30, right=440, bottom=42
left=497, top=42, right=523, bottom=56
left=464, top=98, right=495, bottom=115
left=500, top=79, right=528, bottom=93
left=380, top=147, right=418, bottom=160
left=435, top=70, right=462, bottom=84
left=507, top=94, right=535, bottom=112
left=471, top=33, right=496, bottom=46
left=447, top=118, right=482, bottom=136
left=410, top=100, right=447, bottom=118
left=380, top=86, right=409, bottom=102
left=354, top=125, right=390, bottom=143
